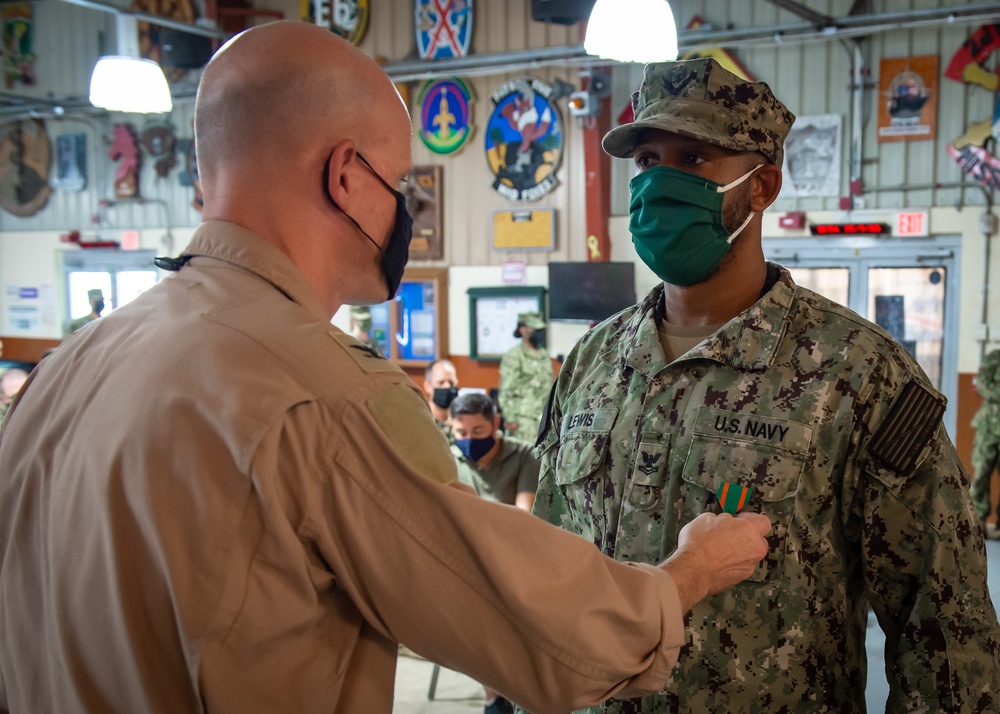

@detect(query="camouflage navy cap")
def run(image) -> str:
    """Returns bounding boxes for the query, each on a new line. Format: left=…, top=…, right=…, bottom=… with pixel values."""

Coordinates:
left=517, top=311, right=546, bottom=330
left=87, top=289, right=104, bottom=301
left=602, top=57, right=796, bottom=166
left=350, top=305, right=372, bottom=332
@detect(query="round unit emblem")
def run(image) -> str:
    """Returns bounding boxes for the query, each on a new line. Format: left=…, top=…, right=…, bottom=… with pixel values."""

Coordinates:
left=484, top=77, right=563, bottom=202
left=417, top=77, right=475, bottom=155
left=415, top=0, right=472, bottom=60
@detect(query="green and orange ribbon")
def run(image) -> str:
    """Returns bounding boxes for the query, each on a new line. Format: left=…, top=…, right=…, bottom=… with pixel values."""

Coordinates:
left=717, top=481, right=753, bottom=515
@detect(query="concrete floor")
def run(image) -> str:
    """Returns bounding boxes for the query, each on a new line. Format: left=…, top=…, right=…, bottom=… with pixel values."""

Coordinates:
left=393, top=539, right=1000, bottom=714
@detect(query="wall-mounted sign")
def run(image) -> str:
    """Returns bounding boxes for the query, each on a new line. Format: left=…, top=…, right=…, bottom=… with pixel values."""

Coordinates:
left=417, top=77, right=475, bottom=155
left=415, top=0, right=472, bottom=60
left=484, top=77, right=563, bottom=202
left=53, top=132, right=86, bottom=192
left=312, top=0, right=369, bottom=45
left=780, top=114, right=842, bottom=199
left=408, top=165, right=443, bottom=260
left=877, top=55, right=938, bottom=143
left=809, top=223, right=890, bottom=236
left=895, top=211, right=928, bottom=237
left=491, top=208, right=555, bottom=251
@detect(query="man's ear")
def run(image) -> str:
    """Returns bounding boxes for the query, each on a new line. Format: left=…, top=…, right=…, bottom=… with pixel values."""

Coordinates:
left=324, top=140, right=358, bottom=207
left=750, top=162, right=783, bottom=212
left=492, top=414, right=501, bottom=431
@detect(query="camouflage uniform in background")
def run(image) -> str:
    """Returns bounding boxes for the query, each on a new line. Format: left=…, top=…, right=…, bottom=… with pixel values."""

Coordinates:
left=67, top=288, right=105, bottom=335
left=533, top=271, right=1000, bottom=713
left=499, top=314, right=554, bottom=445
left=970, top=347, right=1000, bottom=525
left=349, top=305, right=382, bottom=358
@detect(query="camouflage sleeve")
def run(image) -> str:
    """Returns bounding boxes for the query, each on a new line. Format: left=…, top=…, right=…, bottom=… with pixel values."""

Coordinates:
left=976, top=348, right=1000, bottom=403
left=498, top=347, right=523, bottom=417
left=530, top=351, right=572, bottom=529
left=857, top=396, right=1000, bottom=710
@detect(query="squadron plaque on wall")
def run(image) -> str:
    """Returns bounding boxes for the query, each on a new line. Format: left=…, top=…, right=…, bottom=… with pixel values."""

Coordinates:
left=484, top=77, right=563, bottom=202
left=415, top=0, right=472, bottom=60
left=313, top=0, right=369, bottom=46
left=417, top=77, right=474, bottom=155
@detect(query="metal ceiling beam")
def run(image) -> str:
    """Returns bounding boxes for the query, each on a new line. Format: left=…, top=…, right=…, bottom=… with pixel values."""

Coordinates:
left=382, top=2, right=1000, bottom=82
left=54, top=0, right=228, bottom=39
left=762, top=0, right=834, bottom=28
left=5, top=1, right=1000, bottom=113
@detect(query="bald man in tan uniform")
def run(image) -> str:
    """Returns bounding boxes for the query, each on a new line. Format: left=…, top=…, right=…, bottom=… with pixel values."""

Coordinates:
left=0, top=22, right=770, bottom=714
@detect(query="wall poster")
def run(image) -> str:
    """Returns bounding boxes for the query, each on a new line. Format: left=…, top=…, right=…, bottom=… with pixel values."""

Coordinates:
left=877, top=55, right=938, bottom=143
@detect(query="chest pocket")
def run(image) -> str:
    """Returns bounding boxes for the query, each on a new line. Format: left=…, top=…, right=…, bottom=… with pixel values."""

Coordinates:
left=553, top=408, right=618, bottom=548
left=682, top=408, right=812, bottom=582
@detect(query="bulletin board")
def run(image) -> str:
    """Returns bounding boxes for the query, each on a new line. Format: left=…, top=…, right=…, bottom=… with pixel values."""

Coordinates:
left=371, top=267, right=448, bottom=366
left=468, top=286, right=546, bottom=360
left=491, top=208, right=555, bottom=252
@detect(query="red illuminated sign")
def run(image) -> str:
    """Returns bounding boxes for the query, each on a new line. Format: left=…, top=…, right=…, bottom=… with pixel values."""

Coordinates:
left=809, top=223, right=891, bottom=236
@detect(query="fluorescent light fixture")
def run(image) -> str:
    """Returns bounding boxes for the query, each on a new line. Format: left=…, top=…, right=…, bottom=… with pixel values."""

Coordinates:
left=90, top=57, right=173, bottom=113
left=89, top=15, right=173, bottom=114
left=584, top=0, right=678, bottom=64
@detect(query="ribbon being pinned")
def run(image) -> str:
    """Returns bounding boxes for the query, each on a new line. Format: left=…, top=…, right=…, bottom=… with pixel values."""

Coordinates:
left=717, top=481, right=754, bottom=515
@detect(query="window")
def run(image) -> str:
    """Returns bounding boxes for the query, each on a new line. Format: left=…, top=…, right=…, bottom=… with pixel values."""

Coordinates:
left=62, top=249, right=158, bottom=332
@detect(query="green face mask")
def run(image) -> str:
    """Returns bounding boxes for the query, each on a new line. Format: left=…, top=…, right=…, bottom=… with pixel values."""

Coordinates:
left=629, top=164, right=760, bottom=287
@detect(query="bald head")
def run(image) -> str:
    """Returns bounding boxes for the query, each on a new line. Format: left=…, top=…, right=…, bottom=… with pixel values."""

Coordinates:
left=191, top=21, right=414, bottom=315
left=196, top=22, right=406, bottom=187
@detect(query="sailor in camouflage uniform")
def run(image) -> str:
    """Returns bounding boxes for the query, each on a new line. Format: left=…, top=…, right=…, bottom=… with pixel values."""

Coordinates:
left=531, top=58, right=1000, bottom=713
left=971, top=347, right=1000, bottom=534
left=499, top=312, right=554, bottom=444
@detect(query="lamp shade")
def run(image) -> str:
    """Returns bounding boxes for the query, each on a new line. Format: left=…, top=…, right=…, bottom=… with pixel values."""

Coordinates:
left=89, top=56, right=173, bottom=114
left=584, top=0, right=678, bottom=64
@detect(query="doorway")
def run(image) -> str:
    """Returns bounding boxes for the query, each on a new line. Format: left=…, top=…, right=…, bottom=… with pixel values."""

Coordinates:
left=763, top=236, right=960, bottom=438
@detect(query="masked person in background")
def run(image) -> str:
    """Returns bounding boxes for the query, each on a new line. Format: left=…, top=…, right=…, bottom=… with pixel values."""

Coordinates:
left=448, top=391, right=541, bottom=714
left=0, top=24, right=775, bottom=714
left=349, top=305, right=382, bottom=357
left=424, top=357, right=459, bottom=438
left=66, top=288, right=105, bottom=335
left=498, top=311, right=553, bottom=444
left=531, top=57, right=1000, bottom=713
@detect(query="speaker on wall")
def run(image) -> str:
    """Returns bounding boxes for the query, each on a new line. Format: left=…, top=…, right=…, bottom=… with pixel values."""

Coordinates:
left=160, top=29, right=214, bottom=69
left=530, top=0, right=596, bottom=25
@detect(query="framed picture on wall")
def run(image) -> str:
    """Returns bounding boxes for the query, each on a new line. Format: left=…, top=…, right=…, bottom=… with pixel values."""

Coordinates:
left=373, top=267, right=448, bottom=367
left=407, top=165, right=443, bottom=261
left=467, top=286, right=546, bottom=360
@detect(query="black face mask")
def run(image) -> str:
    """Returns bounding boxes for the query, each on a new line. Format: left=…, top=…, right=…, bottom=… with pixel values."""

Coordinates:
left=323, top=150, right=414, bottom=300
left=432, top=386, right=459, bottom=410
left=93, top=300, right=105, bottom=315
left=528, top=329, right=546, bottom=348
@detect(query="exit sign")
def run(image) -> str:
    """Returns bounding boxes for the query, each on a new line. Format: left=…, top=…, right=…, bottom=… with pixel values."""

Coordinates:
left=896, top=211, right=928, bottom=237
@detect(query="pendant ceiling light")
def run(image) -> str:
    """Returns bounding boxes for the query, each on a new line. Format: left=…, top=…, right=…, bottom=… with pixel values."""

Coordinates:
left=89, top=15, right=173, bottom=114
left=584, top=0, right=678, bottom=64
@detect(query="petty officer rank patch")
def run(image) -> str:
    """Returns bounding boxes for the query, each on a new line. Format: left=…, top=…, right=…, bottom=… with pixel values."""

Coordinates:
left=867, top=379, right=946, bottom=476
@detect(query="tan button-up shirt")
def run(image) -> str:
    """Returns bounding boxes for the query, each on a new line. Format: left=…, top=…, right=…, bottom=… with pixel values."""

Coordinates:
left=0, top=221, right=684, bottom=714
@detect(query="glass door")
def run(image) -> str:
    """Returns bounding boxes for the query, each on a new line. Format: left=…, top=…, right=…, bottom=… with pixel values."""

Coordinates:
left=763, top=237, right=960, bottom=437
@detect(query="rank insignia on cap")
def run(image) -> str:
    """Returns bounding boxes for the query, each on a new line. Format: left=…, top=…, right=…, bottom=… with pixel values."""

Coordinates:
left=717, top=481, right=753, bottom=514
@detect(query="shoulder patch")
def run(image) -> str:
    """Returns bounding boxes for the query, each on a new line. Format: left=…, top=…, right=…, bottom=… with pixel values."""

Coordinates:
left=329, top=330, right=398, bottom=374
left=367, top=384, right=457, bottom=484
left=867, top=379, right=946, bottom=476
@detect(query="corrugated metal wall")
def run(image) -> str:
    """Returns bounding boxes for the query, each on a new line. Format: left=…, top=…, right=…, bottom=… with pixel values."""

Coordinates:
left=2, top=0, right=996, bottom=242
left=363, top=1, right=590, bottom=267
left=0, top=0, right=204, bottom=234
left=611, top=0, right=997, bottom=214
